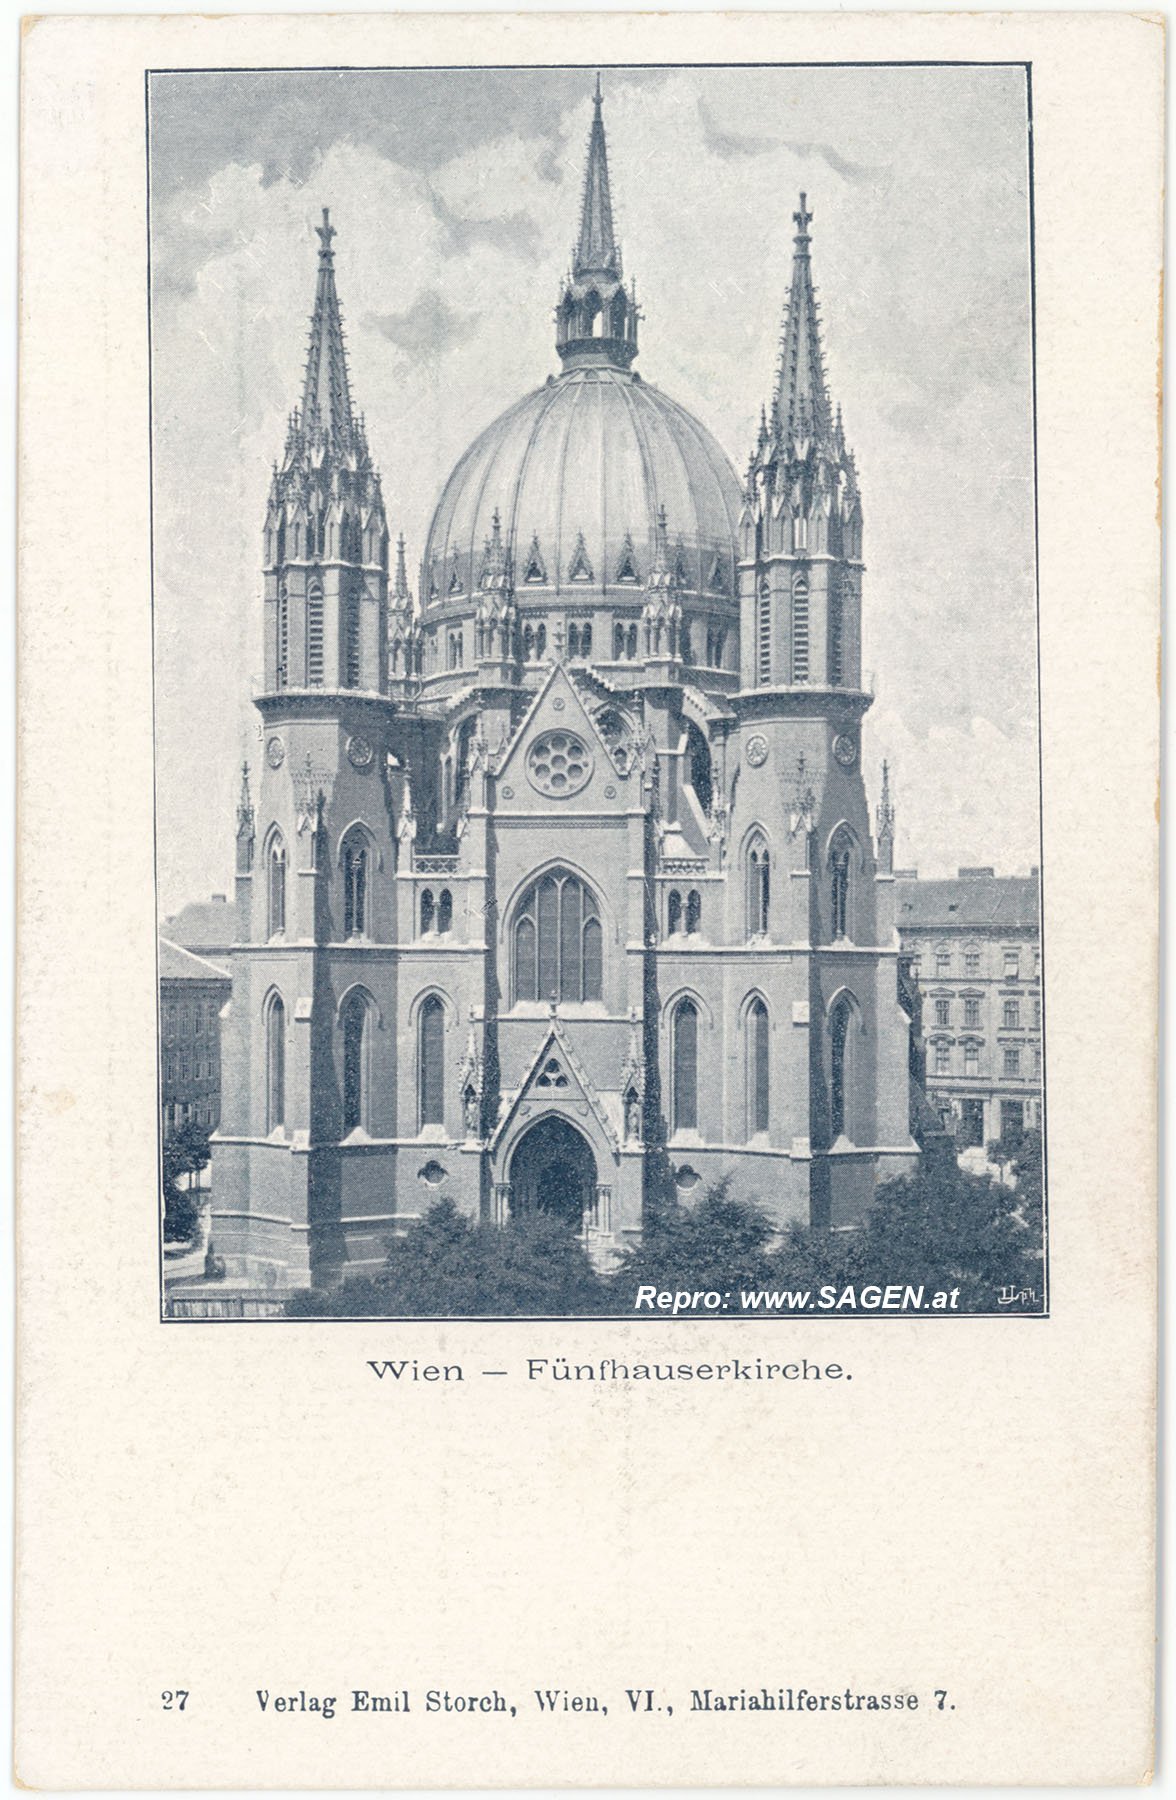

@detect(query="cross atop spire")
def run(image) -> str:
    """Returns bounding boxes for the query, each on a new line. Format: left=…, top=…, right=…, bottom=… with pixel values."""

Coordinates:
left=773, top=191, right=833, bottom=453
left=575, top=75, right=619, bottom=278
left=301, top=206, right=354, bottom=447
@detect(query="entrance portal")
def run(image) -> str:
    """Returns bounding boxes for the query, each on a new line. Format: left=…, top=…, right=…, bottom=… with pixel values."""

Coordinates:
left=508, top=1115, right=596, bottom=1230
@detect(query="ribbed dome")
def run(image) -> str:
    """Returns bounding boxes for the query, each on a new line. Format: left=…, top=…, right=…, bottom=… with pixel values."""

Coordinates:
left=422, top=365, right=743, bottom=606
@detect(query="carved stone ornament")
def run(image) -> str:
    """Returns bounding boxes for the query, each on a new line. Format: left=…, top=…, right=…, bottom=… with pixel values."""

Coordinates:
left=746, top=733, right=769, bottom=768
left=266, top=735, right=286, bottom=769
left=527, top=730, right=593, bottom=798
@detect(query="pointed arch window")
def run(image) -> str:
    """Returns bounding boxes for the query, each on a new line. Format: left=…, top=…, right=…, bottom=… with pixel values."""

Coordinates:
left=420, top=888, right=435, bottom=935
left=267, top=834, right=287, bottom=939
left=830, top=994, right=859, bottom=1141
left=339, top=990, right=373, bottom=1134
left=613, top=622, right=625, bottom=659
left=748, top=998, right=769, bottom=1137
left=791, top=573, right=810, bottom=683
left=513, top=870, right=603, bottom=1005
left=671, top=1000, right=699, bottom=1133
left=342, top=834, right=369, bottom=938
left=418, top=996, right=445, bottom=1128
left=685, top=889, right=702, bottom=935
left=277, top=584, right=289, bottom=689
left=828, top=573, right=844, bottom=686
left=757, top=579, right=771, bottom=685
left=829, top=827, right=854, bottom=939
left=626, top=623, right=638, bottom=659
left=438, top=889, right=453, bottom=934
left=265, top=993, right=285, bottom=1132
left=747, top=837, right=770, bottom=938
left=306, top=584, right=324, bottom=685
left=667, top=890, right=682, bottom=936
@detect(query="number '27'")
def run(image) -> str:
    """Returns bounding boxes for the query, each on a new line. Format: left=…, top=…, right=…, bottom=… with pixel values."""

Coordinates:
left=161, top=1691, right=189, bottom=1712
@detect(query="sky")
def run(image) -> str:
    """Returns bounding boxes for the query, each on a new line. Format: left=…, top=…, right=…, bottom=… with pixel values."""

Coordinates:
left=149, top=63, right=1039, bottom=918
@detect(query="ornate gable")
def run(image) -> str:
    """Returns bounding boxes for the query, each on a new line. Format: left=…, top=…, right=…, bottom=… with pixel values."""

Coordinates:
left=491, top=1016, right=620, bottom=1155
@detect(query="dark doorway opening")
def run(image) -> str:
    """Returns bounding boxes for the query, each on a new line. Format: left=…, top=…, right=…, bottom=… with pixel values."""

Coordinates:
left=960, top=1098, right=985, bottom=1148
left=508, top=1115, right=596, bottom=1231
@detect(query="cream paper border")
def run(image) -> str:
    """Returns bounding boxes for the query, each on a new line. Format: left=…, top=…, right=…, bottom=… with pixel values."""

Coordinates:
left=17, top=12, right=1161, bottom=1788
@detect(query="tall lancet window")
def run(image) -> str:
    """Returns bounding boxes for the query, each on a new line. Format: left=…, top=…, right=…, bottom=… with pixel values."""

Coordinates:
left=829, top=827, right=854, bottom=940
left=342, top=835, right=368, bottom=938
left=671, top=999, right=699, bottom=1133
left=341, top=991, right=372, bottom=1134
left=747, top=836, right=770, bottom=938
left=267, top=834, right=287, bottom=939
left=344, top=588, right=361, bottom=687
left=306, top=585, right=324, bottom=686
left=830, top=994, right=859, bottom=1141
left=748, top=998, right=770, bottom=1138
left=277, top=585, right=289, bottom=689
left=828, top=573, right=844, bottom=686
left=791, top=574, right=810, bottom=683
left=757, top=580, right=772, bottom=685
left=418, top=996, right=445, bottom=1128
left=265, top=993, right=285, bottom=1132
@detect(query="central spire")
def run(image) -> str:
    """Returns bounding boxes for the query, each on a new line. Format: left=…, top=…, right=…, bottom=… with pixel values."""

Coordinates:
left=555, top=80, right=639, bottom=371
left=301, top=207, right=355, bottom=447
left=575, top=75, right=619, bottom=277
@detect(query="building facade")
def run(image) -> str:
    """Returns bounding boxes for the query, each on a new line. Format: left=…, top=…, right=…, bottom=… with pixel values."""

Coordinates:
left=895, top=867, right=1042, bottom=1148
left=159, top=938, right=231, bottom=1139
left=207, top=86, right=919, bottom=1293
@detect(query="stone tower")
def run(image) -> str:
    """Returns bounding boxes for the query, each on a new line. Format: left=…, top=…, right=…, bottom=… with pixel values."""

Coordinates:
left=735, top=195, right=913, bottom=1224
left=212, top=211, right=409, bottom=1287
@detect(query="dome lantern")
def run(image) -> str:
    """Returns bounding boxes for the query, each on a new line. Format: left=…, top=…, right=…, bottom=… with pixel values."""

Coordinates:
left=555, top=78, right=639, bottom=372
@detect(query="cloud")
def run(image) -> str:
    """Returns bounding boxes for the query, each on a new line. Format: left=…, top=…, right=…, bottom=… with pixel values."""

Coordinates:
left=779, top=140, right=882, bottom=184
left=363, top=290, right=478, bottom=362
left=697, top=98, right=777, bottom=160
left=426, top=184, right=541, bottom=260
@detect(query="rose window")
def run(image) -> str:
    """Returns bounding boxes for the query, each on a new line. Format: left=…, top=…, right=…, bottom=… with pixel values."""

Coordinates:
left=526, top=730, right=592, bottom=797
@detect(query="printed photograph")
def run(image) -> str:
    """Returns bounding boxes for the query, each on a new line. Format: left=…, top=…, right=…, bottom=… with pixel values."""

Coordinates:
left=152, top=63, right=1045, bottom=1320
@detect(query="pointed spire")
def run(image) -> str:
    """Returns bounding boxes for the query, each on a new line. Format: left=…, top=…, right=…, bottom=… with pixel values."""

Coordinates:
left=773, top=192, right=834, bottom=452
left=575, top=76, right=619, bottom=277
left=301, top=207, right=354, bottom=446
left=393, top=532, right=411, bottom=602
left=876, top=761, right=896, bottom=875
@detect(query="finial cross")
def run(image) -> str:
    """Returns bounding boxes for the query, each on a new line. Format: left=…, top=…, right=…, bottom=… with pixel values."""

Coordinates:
left=316, top=207, right=336, bottom=255
left=793, top=193, right=813, bottom=238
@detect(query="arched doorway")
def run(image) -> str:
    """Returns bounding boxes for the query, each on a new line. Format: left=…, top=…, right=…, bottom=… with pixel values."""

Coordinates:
left=508, top=1115, right=596, bottom=1231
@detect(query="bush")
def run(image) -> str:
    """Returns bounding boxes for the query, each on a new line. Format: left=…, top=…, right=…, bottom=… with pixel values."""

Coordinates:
left=608, top=1177, right=777, bottom=1303
left=287, top=1198, right=608, bottom=1317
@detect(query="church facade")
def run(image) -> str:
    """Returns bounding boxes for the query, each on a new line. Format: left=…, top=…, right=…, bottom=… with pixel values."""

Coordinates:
left=210, top=86, right=918, bottom=1293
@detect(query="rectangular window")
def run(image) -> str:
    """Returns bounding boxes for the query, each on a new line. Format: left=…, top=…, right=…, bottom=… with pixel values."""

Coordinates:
left=964, top=998, right=980, bottom=1028
left=179, top=1007, right=190, bottom=1039
left=1003, top=1000, right=1020, bottom=1030
left=935, top=1044, right=950, bottom=1075
left=934, top=999, right=950, bottom=1027
left=1003, top=1047, right=1021, bottom=1077
left=1033, top=999, right=1041, bottom=1028
left=1004, top=950, right=1020, bottom=979
left=936, top=951, right=950, bottom=976
left=965, top=949, right=981, bottom=976
left=965, top=1044, right=980, bottom=1076
left=909, top=954, right=922, bottom=980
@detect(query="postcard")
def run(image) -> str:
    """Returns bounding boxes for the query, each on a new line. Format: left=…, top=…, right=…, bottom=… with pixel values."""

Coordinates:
left=17, top=11, right=1160, bottom=1786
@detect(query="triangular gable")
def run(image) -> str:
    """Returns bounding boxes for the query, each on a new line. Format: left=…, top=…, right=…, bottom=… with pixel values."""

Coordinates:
left=522, top=533, right=547, bottom=583
left=493, top=661, right=620, bottom=786
left=491, top=1019, right=619, bottom=1154
left=567, top=531, right=593, bottom=582
left=615, top=532, right=641, bottom=583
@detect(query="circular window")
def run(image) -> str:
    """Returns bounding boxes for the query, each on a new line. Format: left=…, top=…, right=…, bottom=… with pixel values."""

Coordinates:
left=526, top=730, right=593, bottom=798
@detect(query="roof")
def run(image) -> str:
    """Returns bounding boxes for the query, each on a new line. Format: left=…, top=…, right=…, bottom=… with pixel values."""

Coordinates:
left=423, top=364, right=742, bottom=605
left=161, top=895, right=234, bottom=952
left=158, top=937, right=230, bottom=985
left=895, top=871, right=1040, bottom=934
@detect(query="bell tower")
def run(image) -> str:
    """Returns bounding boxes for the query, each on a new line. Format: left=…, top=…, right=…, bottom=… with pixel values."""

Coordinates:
left=211, top=211, right=408, bottom=1290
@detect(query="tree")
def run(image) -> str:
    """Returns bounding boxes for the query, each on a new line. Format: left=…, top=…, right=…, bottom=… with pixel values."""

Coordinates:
left=608, top=1177, right=778, bottom=1303
left=287, top=1198, right=608, bottom=1318
left=161, top=1121, right=211, bottom=1243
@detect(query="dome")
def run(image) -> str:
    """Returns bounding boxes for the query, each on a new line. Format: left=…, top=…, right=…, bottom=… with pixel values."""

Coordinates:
left=422, top=364, right=743, bottom=607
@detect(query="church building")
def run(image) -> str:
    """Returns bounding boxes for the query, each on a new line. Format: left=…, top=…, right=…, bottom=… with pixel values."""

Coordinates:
left=209, top=84, right=919, bottom=1292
